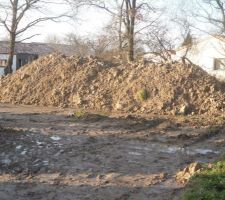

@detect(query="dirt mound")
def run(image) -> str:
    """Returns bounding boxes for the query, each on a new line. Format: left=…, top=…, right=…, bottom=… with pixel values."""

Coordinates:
left=0, top=53, right=225, bottom=115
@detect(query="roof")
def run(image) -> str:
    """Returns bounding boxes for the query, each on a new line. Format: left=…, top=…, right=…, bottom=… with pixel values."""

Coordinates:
left=0, top=41, right=74, bottom=56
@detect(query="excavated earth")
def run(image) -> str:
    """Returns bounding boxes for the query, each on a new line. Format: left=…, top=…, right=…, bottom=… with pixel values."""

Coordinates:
left=0, top=54, right=225, bottom=115
left=1, top=104, right=225, bottom=200
left=1, top=55, right=225, bottom=199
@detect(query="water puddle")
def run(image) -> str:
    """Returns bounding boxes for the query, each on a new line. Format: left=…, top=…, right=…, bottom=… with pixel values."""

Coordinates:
left=1, top=158, right=11, bottom=165
left=50, top=136, right=61, bottom=141
left=16, top=145, right=22, bottom=150
left=21, top=150, right=27, bottom=155
left=131, top=144, right=220, bottom=156
left=186, top=148, right=220, bottom=155
left=128, top=152, right=143, bottom=156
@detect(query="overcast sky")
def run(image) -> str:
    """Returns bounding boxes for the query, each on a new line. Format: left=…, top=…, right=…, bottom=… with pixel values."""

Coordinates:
left=24, top=7, right=111, bottom=42
left=0, top=1, right=112, bottom=42
left=0, top=0, right=213, bottom=43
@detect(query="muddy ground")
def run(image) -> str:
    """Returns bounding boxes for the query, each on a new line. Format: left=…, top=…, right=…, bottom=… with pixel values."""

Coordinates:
left=0, top=104, right=225, bottom=200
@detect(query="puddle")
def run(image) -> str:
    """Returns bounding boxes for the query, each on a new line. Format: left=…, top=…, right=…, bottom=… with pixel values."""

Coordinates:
left=160, top=146, right=220, bottom=155
left=50, top=136, right=61, bottom=141
left=37, top=141, right=44, bottom=146
left=159, top=147, right=183, bottom=154
left=128, top=152, right=143, bottom=156
left=133, top=146, right=152, bottom=151
left=186, top=148, right=220, bottom=155
left=43, top=160, right=49, bottom=166
left=21, top=150, right=27, bottom=155
left=16, top=145, right=22, bottom=150
left=1, top=159, right=11, bottom=165
left=132, top=144, right=220, bottom=156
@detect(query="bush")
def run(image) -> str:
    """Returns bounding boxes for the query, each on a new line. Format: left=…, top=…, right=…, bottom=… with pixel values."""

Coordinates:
left=138, top=88, right=149, bottom=101
left=73, top=110, right=86, bottom=120
left=182, top=158, right=225, bottom=200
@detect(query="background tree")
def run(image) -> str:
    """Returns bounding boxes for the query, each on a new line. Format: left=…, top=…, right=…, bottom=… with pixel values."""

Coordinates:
left=66, top=0, right=160, bottom=61
left=141, top=24, right=174, bottom=62
left=0, top=0, right=69, bottom=74
left=194, top=0, right=225, bottom=34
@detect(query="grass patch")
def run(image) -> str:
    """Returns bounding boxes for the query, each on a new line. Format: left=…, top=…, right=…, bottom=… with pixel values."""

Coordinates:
left=73, top=110, right=86, bottom=120
left=182, top=158, right=225, bottom=200
left=71, top=111, right=109, bottom=122
left=138, top=88, right=149, bottom=101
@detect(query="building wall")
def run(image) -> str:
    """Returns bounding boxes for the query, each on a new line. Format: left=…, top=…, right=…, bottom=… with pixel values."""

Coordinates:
left=16, top=53, right=38, bottom=69
left=0, top=53, right=38, bottom=76
left=0, top=54, right=17, bottom=72
left=0, top=54, right=17, bottom=76
left=0, top=67, right=5, bottom=76
left=174, top=36, right=225, bottom=80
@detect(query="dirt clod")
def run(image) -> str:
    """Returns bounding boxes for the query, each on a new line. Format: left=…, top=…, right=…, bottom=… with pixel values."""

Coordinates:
left=176, top=162, right=203, bottom=184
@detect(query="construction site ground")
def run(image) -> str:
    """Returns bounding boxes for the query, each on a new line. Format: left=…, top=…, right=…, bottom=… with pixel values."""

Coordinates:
left=1, top=103, right=225, bottom=200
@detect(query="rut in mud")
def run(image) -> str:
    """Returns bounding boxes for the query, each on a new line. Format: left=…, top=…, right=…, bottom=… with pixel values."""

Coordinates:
left=0, top=104, right=225, bottom=200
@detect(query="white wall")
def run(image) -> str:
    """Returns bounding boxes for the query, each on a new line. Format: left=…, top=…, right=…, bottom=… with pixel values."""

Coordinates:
left=0, top=67, right=5, bottom=76
left=12, top=55, right=17, bottom=72
left=174, top=36, right=225, bottom=80
left=0, top=54, right=17, bottom=76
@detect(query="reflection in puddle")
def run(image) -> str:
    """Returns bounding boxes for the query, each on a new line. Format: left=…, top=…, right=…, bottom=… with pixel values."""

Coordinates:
left=186, top=148, right=220, bottom=155
left=160, top=147, right=220, bottom=155
left=128, top=152, right=143, bottom=156
left=131, top=144, right=220, bottom=156
left=50, top=136, right=61, bottom=141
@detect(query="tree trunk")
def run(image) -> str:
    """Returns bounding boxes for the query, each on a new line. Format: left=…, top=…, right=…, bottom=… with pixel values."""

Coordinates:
left=128, top=0, right=136, bottom=61
left=128, top=31, right=134, bottom=61
left=6, top=33, right=16, bottom=74
left=6, top=0, right=18, bottom=75
left=118, top=0, right=125, bottom=55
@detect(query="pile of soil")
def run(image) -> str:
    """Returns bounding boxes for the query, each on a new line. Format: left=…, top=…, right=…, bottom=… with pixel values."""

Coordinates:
left=0, top=53, right=225, bottom=115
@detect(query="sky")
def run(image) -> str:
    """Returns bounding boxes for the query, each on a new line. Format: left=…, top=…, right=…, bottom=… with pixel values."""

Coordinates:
left=0, top=0, right=112, bottom=42
left=25, top=7, right=111, bottom=42
left=0, top=0, right=216, bottom=44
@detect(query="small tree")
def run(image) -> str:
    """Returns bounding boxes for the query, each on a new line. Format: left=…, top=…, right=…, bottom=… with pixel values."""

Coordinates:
left=66, top=0, right=159, bottom=61
left=64, top=33, right=92, bottom=56
left=182, top=31, right=193, bottom=46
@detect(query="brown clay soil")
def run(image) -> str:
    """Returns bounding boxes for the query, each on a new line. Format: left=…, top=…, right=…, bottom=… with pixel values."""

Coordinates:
left=1, top=104, right=225, bottom=200
left=1, top=54, right=225, bottom=115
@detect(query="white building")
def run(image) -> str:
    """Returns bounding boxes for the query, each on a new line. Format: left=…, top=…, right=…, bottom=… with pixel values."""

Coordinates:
left=0, top=41, right=73, bottom=76
left=174, top=35, right=225, bottom=80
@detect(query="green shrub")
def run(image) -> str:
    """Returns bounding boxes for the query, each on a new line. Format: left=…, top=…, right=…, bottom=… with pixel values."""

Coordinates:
left=138, top=88, right=149, bottom=101
left=182, top=159, right=225, bottom=200
left=74, top=110, right=86, bottom=120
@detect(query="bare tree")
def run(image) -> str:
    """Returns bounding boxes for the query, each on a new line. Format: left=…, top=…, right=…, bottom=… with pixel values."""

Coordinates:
left=183, top=0, right=225, bottom=35
left=66, top=0, right=159, bottom=61
left=195, top=0, right=225, bottom=33
left=45, top=34, right=62, bottom=45
left=142, top=25, right=174, bottom=62
left=65, top=33, right=92, bottom=56
left=0, top=0, right=69, bottom=74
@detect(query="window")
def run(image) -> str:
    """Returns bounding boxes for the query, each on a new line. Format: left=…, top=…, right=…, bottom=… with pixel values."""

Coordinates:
left=0, top=59, right=7, bottom=67
left=214, top=58, right=225, bottom=70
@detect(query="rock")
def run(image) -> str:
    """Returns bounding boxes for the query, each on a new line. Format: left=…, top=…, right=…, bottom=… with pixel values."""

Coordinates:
left=72, top=94, right=82, bottom=106
left=20, top=73, right=29, bottom=80
left=114, top=102, right=124, bottom=110
left=111, top=69, right=119, bottom=78
left=179, top=103, right=192, bottom=115
left=176, top=162, right=203, bottom=184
